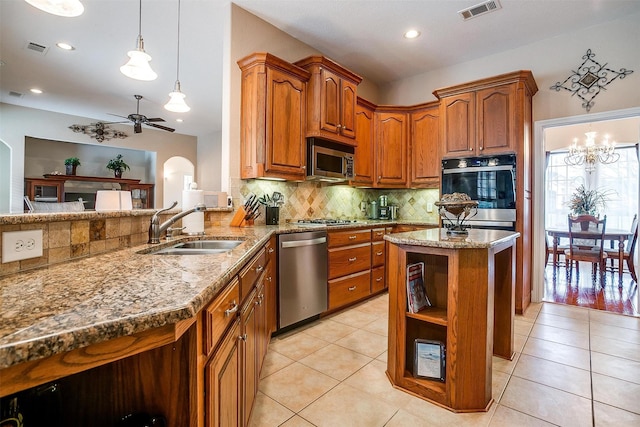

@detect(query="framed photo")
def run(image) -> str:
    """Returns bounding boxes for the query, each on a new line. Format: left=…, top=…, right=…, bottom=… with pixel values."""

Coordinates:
left=414, top=339, right=445, bottom=381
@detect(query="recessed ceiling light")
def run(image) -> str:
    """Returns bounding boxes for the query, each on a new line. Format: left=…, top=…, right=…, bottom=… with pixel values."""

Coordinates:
left=56, top=42, right=75, bottom=51
left=30, top=88, right=43, bottom=94
left=176, top=118, right=183, bottom=123
left=404, top=29, right=421, bottom=39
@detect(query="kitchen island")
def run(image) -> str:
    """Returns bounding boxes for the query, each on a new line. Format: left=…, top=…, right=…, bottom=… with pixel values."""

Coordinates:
left=384, top=228, right=519, bottom=413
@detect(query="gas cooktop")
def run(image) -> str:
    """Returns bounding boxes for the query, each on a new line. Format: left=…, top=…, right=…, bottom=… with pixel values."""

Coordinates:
left=296, top=219, right=361, bottom=226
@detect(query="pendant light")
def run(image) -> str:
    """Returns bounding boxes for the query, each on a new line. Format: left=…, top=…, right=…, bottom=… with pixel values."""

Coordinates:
left=164, top=0, right=190, bottom=112
left=24, top=0, right=84, bottom=17
left=120, top=0, right=157, bottom=81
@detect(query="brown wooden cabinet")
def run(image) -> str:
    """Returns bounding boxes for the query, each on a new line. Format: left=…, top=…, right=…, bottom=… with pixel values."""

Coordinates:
left=351, top=98, right=376, bottom=186
left=295, top=56, right=362, bottom=146
left=375, top=108, right=408, bottom=187
left=238, top=53, right=310, bottom=181
left=241, top=287, right=258, bottom=426
left=327, top=228, right=372, bottom=310
left=409, top=102, right=441, bottom=188
left=25, top=178, right=64, bottom=202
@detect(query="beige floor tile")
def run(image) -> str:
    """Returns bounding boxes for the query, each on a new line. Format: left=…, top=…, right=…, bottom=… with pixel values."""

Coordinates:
left=299, top=343, right=372, bottom=381
left=376, top=350, right=388, bottom=363
left=248, top=392, right=294, bottom=427
left=352, top=297, right=389, bottom=315
left=402, top=395, right=496, bottom=427
left=590, top=322, right=640, bottom=345
left=362, top=316, right=388, bottom=336
left=593, top=401, right=640, bottom=426
left=591, top=351, right=640, bottom=384
left=343, top=359, right=413, bottom=408
left=334, top=328, right=388, bottom=358
left=492, top=370, right=510, bottom=403
left=258, top=362, right=339, bottom=413
left=260, top=349, right=295, bottom=379
left=540, top=303, right=590, bottom=321
left=298, top=383, right=397, bottom=427
left=493, top=352, right=520, bottom=375
left=592, top=373, right=640, bottom=415
left=500, top=376, right=592, bottom=426
left=268, top=333, right=330, bottom=361
left=535, top=312, right=590, bottom=333
left=512, top=354, right=592, bottom=398
left=522, top=336, right=591, bottom=370
left=327, top=309, right=379, bottom=328
left=384, top=409, right=432, bottom=427
left=589, top=310, right=640, bottom=331
left=488, top=405, right=556, bottom=426
left=513, top=333, right=528, bottom=353
left=514, top=318, right=534, bottom=336
left=591, top=334, right=640, bottom=362
left=529, top=323, right=590, bottom=349
left=279, top=415, right=316, bottom=427
left=302, top=319, right=358, bottom=343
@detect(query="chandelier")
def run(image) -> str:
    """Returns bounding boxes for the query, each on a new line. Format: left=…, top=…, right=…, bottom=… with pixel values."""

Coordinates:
left=69, top=122, right=128, bottom=143
left=564, top=131, right=619, bottom=173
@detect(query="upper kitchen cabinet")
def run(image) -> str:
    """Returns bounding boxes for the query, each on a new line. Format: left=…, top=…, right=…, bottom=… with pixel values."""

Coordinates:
left=351, top=98, right=376, bottom=186
left=375, top=107, right=408, bottom=188
left=409, top=102, right=441, bottom=188
left=434, top=71, right=538, bottom=158
left=238, top=53, right=311, bottom=181
left=294, top=56, right=362, bottom=146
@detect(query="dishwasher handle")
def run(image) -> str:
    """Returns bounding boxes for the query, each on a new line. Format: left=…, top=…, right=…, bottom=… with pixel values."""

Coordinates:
left=281, top=236, right=327, bottom=248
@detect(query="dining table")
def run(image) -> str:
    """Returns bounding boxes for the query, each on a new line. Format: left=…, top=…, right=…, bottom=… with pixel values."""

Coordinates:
left=546, top=226, right=632, bottom=286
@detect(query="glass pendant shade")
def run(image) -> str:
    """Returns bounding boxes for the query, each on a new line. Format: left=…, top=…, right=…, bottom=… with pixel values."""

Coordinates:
left=164, top=81, right=190, bottom=113
left=120, top=36, right=157, bottom=81
left=24, top=0, right=84, bottom=17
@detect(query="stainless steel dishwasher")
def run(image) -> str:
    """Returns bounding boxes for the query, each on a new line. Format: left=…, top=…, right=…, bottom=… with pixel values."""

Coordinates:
left=278, top=230, right=328, bottom=329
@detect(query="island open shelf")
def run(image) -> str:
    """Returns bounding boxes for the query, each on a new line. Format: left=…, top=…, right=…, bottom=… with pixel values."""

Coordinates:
left=385, top=228, right=518, bottom=413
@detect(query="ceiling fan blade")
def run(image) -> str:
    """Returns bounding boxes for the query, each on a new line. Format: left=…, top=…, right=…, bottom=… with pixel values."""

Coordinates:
left=145, top=118, right=166, bottom=123
left=147, top=123, right=175, bottom=133
left=134, top=123, right=142, bottom=133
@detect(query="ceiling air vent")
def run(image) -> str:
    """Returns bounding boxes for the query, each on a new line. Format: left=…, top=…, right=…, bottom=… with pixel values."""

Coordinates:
left=9, top=91, right=24, bottom=99
left=25, top=41, right=49, bottom=55
left=459, top=0, right=501, bottom=20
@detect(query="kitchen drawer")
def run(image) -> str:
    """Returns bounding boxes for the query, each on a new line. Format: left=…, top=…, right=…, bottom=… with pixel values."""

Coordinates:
left=240, top=247, right=266, bottom=302
left=328, top=243, right=371, bottom=279
left=371, top=265, right=385, bottom=293
left=372, top=241, right=385, bottom=267
left=372, top=228, right=386, bottom=241
left=203, top=276, right=240, bottom=357
left=328, top=270, right=371, bottom=310
left=328, top=228, right=371, bottom=248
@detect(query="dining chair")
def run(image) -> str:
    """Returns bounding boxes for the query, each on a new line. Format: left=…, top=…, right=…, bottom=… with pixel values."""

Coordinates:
left=564, top=214, right=608, bottom=286
left=605, top=214, right=638, bottom=283
left=545, top=234, right=568, bottom=267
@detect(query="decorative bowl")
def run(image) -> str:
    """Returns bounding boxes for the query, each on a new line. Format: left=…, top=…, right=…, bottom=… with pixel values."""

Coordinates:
left=435, top=193, right=478, bottom=235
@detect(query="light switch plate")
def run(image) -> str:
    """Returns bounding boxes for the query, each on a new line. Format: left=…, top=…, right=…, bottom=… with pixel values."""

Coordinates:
left=2, top=230, right=43, bottom=263
left=427, top=203, right=434, bottom=213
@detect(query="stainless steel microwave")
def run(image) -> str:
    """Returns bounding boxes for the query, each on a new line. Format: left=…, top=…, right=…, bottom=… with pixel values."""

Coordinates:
left=306, top=138, right=354, bottom=182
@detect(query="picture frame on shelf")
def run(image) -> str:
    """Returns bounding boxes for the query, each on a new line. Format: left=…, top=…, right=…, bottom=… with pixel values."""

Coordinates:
left=414, top=339, right=445, bottom=382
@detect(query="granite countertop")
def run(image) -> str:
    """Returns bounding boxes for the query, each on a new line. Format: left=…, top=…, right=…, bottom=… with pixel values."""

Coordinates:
left=0, top=220, right=435, bottom=369
left=385, top=227, right=520, bottom=249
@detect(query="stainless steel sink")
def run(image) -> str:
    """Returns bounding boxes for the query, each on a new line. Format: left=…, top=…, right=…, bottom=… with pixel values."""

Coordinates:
left=151, top=239, right=245, bottom=255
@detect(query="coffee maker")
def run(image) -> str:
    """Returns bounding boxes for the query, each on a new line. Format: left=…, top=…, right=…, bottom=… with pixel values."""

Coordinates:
left=378, top=195, right=390, bottom=220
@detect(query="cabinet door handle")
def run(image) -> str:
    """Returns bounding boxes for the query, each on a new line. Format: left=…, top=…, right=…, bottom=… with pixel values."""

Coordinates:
left=256, top=265, right=264, bottom=272
left=267, top=276, right=272, bottom=282
left=376, top=277, right=383, bottom=282
left=376, top=232, right=384, bottom=237
left=268, top=248, right=275, bottom=254
left=348, top=235, right=357, bottom=240
left=469, top=147, right=473, bottom=151
left=239, top=334, right=247, bottom=341
left=376, top=251, right=383, bottom=256
left=224, top=301, right=239, bottom=316
left=348, top=257, right=357, bottom=262
left=348, top=286, right=357, bottom=291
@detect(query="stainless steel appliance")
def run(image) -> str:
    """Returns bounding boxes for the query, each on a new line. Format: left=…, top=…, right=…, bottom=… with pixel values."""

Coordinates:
left=278, top=231, right=328, bottom=329
left=306, top=138, right=355, bottom=182
left=441, top=154, right=516, bottom=230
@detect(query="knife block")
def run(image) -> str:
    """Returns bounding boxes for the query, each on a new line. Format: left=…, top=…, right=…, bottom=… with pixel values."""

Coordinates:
left=229, top=207, right=254, bottom=227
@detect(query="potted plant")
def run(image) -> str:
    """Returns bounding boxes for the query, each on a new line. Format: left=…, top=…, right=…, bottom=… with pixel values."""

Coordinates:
left=568, top=184, right=610, bottom=229
left=106, top=154, right=130, bottom=178
left=64, top=157, right=81, bottom=175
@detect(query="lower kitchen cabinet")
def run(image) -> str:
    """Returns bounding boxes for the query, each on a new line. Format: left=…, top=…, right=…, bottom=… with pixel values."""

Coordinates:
left=241, top=287, right=259, bottom=426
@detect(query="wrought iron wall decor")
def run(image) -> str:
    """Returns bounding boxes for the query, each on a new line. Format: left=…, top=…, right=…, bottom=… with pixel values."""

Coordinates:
left=68, top=122, right=128, bottom=142
left=550, top=49, right=633, bottom=112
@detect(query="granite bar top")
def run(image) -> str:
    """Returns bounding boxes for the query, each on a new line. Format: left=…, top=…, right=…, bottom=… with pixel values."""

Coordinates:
left=0, top=220, right=437, bottom=369
left=385, top=228, right=520, bottom=249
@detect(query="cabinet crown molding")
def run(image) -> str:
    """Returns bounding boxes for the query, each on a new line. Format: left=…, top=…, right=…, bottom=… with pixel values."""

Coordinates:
left=433, top=70, right=538, bottom=99
left=294, top=55, right=363, bottom=84
left=237, top=52, right=310, bottom=81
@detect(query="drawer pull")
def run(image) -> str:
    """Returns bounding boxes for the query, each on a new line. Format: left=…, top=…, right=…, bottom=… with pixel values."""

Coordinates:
left=268, top=248, right=275, bottom=253
left=348, top=235, right=357, bottom=240
left=376, top=277, right=383, bottom=282
left=256, top=265, right=264, bottom=272
left=348, top=257, right=357, bottom=262
left=376, top=232, right=384, bottom=236
left=224, top=301, right=239, bottom=316
left=267, top=276, right=272, bottom=282
left=348, top=286, right=357, bottom=291
left=376, top=251, right=383, bottom=256
left=239, top=334, right=247, bottom=341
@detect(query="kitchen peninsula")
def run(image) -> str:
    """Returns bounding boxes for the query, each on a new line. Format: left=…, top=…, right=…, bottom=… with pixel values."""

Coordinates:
left=384, top=228, right=519, bottom=412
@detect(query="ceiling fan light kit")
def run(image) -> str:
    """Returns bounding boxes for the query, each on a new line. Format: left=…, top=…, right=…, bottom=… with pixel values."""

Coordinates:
left=164, top=0, right=190, bottom=113
left=120, top=0, right=157, bottom=81
left=24, top=0, right=84, bottom=17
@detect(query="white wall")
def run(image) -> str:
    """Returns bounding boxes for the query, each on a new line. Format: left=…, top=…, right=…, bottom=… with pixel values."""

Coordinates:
left=196, top=130, right=222, bottom=191
left=0, top=103, right=198, bottom=213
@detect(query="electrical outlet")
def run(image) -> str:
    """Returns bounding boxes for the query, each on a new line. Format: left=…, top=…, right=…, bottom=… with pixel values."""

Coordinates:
left=2, top=230, right=43, bottom=263
left=427, top=202, right=434, bottom=213
left=360, top=201, right=367, bottom=213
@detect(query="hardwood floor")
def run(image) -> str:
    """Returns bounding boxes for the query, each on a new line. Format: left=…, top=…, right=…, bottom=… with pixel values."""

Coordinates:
left=543, top=261, right=639, bottom=316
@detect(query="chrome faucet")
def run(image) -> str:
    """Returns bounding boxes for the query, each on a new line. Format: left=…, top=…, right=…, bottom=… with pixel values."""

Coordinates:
left=148, top=201, right=207, bottom=244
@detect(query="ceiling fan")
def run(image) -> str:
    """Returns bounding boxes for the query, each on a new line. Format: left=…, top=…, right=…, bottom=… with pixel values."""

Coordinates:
left=109, top=95, right=175, bottom=134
